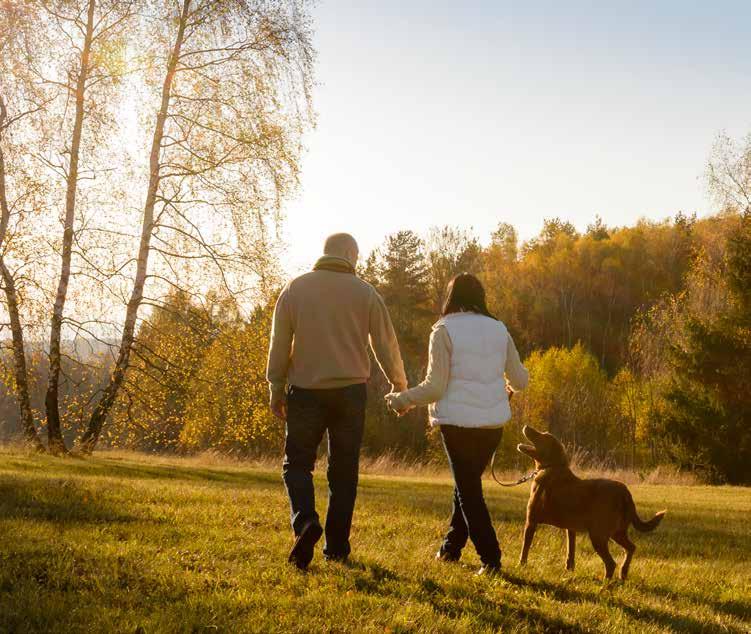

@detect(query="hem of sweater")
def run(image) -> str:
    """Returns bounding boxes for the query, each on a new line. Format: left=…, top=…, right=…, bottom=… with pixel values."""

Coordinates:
left=429, top=420, right=508, bottom=429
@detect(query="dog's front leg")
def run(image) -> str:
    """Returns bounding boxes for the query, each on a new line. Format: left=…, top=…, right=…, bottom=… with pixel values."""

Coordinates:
left=566, top=529, right=576, bottom=571
left=519, top=521, right=537, bottom=565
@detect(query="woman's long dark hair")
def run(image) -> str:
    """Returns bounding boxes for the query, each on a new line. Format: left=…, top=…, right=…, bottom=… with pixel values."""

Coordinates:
left=441, top=273, right=496, bottom=320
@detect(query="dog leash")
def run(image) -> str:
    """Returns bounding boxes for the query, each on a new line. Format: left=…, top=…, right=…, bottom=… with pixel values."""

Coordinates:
left=486, top=391, right=538, bottom=486
left=490, top=449, right=539, bottom=487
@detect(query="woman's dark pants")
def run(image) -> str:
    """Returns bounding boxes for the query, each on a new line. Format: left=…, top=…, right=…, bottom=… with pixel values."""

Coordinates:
left=282, top=383, right=366, bottom=560
left=439, top=424, right=503, bottom=566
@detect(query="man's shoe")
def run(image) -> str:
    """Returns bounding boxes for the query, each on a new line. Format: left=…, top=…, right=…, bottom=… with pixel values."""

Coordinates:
left=288, top=520, right=323, bottom=570
left=476, top=562, right=502, bottom=576
left=324, top=554, right=349, bottom=564
left=435, top=549, right=460, bottom=562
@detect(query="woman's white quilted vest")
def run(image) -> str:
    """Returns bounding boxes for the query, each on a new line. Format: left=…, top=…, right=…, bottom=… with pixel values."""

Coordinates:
left=429, top=312, right=511, bottom=428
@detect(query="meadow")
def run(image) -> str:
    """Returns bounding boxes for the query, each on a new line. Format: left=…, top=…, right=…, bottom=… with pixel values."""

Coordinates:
left=0, top=448, right=749, bottom=633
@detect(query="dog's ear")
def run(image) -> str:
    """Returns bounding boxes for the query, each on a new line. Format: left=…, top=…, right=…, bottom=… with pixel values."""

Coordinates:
left=550, top=436, right=569, bottom=465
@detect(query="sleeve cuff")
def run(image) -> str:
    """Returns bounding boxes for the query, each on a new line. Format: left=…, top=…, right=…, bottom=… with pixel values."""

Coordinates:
left=269, top=382, right=286, bottom=404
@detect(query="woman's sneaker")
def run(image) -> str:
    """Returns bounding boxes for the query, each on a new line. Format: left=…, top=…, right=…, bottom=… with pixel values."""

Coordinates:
left=475, top=562, right=502, bottom=576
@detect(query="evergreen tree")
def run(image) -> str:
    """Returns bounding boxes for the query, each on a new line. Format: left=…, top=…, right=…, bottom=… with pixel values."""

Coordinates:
left=662, top=212, right=751, bottom=483
left=368, top=231, right=432, bottom=358
left=586, top=215, right=610, bottom=240
left=361, top=231, right=432, bottom=456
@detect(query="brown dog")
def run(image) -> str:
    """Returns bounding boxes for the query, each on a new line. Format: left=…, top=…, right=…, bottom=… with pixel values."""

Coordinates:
left=517, top=425, right=666, bottom=580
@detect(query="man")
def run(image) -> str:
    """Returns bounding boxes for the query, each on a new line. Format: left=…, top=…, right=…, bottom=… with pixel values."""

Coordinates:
left=267, top=233, right=407, bottom=570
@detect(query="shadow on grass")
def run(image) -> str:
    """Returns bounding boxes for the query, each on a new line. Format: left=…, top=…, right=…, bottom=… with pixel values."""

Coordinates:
left=431, top=590, right=589, bottom=633
left=502, top=571, right=746, bottom=633
left=351, top=560, right=402, bottom=595
left=0, top=477, right=139, bottom=524
left=2, top=455, right=281, bottom=490
left=644, top=522, right=749, bottom=563
left=361, top=564, right=743, bottom=634
left=411, top=568, right=593, bottom=632
left=501, top=570, right=595, bottom=603
left=604, top=594, right=746, bottom=634
left=641, top=580, right=751, bottom=623
left=320, top=558, right=589, bottom=632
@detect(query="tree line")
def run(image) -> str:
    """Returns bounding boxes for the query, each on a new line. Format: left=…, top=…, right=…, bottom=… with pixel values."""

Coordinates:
left=359, top=209, right=750, bottom=484
left=3, top=204, right=748, bottom=483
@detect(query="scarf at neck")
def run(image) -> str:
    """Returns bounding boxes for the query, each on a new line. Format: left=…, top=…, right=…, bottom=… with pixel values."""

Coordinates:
left=313, top=255, right=355, bottom=275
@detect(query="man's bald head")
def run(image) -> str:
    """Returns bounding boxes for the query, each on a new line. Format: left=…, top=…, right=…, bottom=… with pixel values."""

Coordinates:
left=323, top=233, right=359, bottom=266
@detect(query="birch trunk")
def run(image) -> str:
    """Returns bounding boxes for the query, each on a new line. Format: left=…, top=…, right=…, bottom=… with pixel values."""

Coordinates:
left=0, top=97, right=44, bottom=451
left=79, top=0, right=192, bottom=453
left=44, top=0, right=97, bottom=455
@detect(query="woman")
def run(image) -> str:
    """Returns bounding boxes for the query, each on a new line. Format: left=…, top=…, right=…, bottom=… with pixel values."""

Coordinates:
left=385, top=273, right=528, bottom=575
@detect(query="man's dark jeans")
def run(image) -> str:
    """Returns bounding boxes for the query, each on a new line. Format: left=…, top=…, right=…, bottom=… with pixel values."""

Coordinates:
left=282, top=383, right=366, bottom=560
left=439, top=424, right=503, bottom=566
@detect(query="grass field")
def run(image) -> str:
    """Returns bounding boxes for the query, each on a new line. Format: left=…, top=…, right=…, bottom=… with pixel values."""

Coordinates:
left=1, top=449, right=749, bottom=633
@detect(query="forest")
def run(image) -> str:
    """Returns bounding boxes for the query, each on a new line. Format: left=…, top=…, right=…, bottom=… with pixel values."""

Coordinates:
left=2, top=208, right=750, bottom=483
left=1, top=2, right=750, bottom=484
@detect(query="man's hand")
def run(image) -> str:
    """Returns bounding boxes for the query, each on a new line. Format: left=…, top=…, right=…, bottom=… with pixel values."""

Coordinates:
left=270, top=398, right=287, bottom=421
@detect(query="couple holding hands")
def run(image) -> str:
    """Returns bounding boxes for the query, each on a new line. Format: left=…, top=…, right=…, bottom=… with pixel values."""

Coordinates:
left=266, top=233, right=528, bottom=573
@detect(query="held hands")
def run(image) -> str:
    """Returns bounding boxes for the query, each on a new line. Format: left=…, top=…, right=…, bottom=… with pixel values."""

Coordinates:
left=385, top=392, right=414, bottom=417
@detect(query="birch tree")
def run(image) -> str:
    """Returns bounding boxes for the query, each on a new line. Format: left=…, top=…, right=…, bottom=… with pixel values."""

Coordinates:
left=0, top=3, right=50, bottom=451
left=26, top=0, right=138, bottom=454
left=78, top=0, right=314, bottom=451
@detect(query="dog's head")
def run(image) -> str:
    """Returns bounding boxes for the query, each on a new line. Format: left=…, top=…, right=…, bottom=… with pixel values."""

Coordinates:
left=517, top=425, right=569, bottom=469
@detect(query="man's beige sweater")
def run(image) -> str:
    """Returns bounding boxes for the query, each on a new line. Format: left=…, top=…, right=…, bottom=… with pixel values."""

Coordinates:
left=266, top=269, right=408, bottom=404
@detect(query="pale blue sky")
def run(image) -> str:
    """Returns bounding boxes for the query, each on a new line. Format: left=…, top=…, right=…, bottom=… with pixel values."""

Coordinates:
left=282, top=1, right=751, bottom=272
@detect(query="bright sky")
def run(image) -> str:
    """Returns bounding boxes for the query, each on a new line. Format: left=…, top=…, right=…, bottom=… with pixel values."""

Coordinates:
left=282, top=0, right=751, bottom=273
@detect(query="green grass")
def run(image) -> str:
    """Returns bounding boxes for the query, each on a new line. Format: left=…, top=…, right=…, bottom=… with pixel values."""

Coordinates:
left=1, top=450, right=749, bottom=633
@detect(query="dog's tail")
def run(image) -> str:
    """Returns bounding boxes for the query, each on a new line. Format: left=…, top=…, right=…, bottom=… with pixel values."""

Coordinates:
left=629, top=495, right=666, bottom=533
